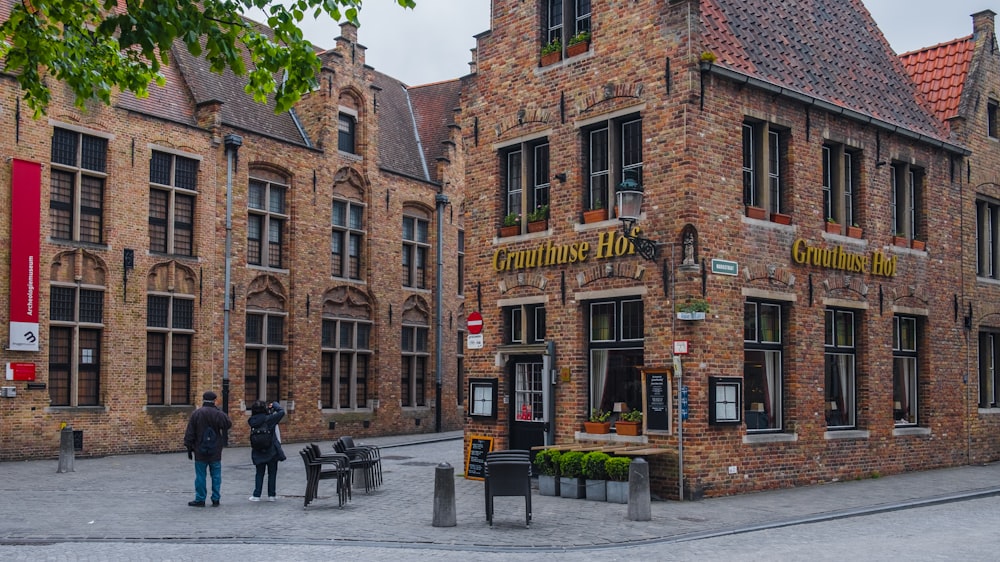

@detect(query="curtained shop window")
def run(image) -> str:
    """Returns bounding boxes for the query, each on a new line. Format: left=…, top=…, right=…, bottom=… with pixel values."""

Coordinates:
left=744, top=301, right=783, bottom=431
left=824, top=308, right=857, bottom=428
left=588, top=298, right=643, bottom=415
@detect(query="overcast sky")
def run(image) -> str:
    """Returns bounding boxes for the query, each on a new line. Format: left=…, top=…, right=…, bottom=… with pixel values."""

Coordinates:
left=248, top=0, right=992, bottom=87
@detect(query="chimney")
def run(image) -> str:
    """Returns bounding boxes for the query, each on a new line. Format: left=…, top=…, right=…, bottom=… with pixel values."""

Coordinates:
left=972, top=10, right=996, bottom=43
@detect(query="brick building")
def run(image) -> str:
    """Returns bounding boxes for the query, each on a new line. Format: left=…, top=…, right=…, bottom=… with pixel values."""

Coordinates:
left=0, top=11, right=467, bottom=460
left=461, top=0, right=999, bottom=499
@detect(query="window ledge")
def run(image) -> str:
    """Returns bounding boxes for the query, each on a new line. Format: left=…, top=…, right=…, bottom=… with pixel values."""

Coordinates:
left=741, top=215, right=796, bottom=231
left=978, top=407, right=1000, bottom=414
left=824, top=429, right=870, bottom=440
left=338, top=150, right=363, bottom=162
left=320, top=408, right=374, bottom=416
left=574, top=431, right=648, bottom=445
left=893, top=426, right=931, bottom=437
left=976, top=276, right=1000, bottom=287
left=494, top=229, right=551, bottom=244
left=45, top=406, right=108, bottom=414
left=822, top=231, right=867, bottom=246
left=743, top=432, right=798, bottom=444
left=574, top=218, right=618, bottom=232
left=247, top=265, right=289, bottom=274
left=144, top=405, right=195, bottom=414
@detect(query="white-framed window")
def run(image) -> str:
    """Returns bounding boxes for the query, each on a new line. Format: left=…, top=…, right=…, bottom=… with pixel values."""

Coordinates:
left=822, top=144, right=859, bottom=231
left=500, top=137, right=550, bottom=233
left=403, top=213, right=429, bottom=289
left=321, top=317, right=371, bottom=409
left=584, top=115, right=642, bottom=216
left=980, top=331, right=1000, bottom=408
left=890, top=163, right=923, bottom=242
left=49, top=284, right=105, bottom=406
left=709, top=377, right=742, bottom=425
left=544, top=0, right=591, bottom=51
left=332, top=198, right=364, bottom=280
left=976, top=198, right=999, bottom=279
left=744, top=301, right=783, bottom=431
left=401, top=323, right=429, bottom=407
left=892, top=315, right=919, bottom=425
left=248, top=175, right=288, bottom=268
left=469, top=378, right=497, bottom=418
left=515, top=362, right=546, bottom=421
left=825, top=308, right=857, bottom=428
left=146, top=293, right=194, bottom=405
left=50, top=127, right=108, bottom=244
left=149, top=149, right=199, bottom=256
left=743, top=121, right=786, bottom=215
left=245, top=312, right=285, bottom=403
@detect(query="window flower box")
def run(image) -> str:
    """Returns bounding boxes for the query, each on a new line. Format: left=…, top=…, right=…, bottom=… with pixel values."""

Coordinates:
left=847, top=225, right=863, bottom=238
left=500, top=225, right=520, bottom=237
left=582, top=207, right=608, bottom=223
left=527, top=219, right=548, bottom=233
left=677, top=311, right=706, bottom=321
left=566, top=31, right=590, bottom=57
left=771, top=212, right=792, bottom=225
left=615, top=420, right=642, bottom=436
left=676, top=297, right=709, bottom=320
left=540, top=39, right=562, bottom=66
left=893, top=235, right=909, bottom=247
left=746, top=206, right=767, bottom=220
left=911, top=239, right=925, bottom=251
left=825, top=220, right=842, bottom=234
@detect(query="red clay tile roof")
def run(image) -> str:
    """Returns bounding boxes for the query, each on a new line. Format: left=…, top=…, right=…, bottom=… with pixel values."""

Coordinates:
left=899, top=36, right=974, bottom=123
left=702, top=0, right=949, bottom=142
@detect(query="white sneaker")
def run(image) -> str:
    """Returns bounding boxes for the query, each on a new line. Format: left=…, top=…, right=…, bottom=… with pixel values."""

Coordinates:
left=248, top=496, right=260, bottom=502
left=266, top=496, right=277, bottom=502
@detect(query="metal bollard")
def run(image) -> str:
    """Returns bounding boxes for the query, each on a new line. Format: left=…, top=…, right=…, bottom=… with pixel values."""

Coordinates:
left=627, top=458, right=651, bottom=521
left=432, top=462, right=457, bottom=527
left=57, top=426, right=75, bottom=473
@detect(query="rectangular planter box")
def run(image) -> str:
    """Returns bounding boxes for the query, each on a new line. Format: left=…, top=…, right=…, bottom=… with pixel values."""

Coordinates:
left=585, top=479, right=607, bottom=501
left=559, top=477, right=585, bottom=498
left=615, top=421, right=642, bottom=436
left=538, top=474, right=560, bottom=496
left=746, top=206, right=767, bottom=220
left=607, top=481, right=628, bottom=504
left=677, top=311, right=706, bottom=320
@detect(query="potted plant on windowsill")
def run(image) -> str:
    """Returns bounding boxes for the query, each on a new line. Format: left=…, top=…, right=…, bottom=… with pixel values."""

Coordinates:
left=567, top=31, right=590, bottom=57
left=583, top=199, right=607, bottom=223
left=558, top=451, right=586, bottom=498
left=676, top=298, right=709, bottom=320
left=605, top=456, right=631, bottom=504
left=500, top=212, right=521, bottom=237
left=583, top=408, right=611, bottom=434
left=825, top=217, right=842, bottom=234
left=540, top=39, right=562, bottom=66
left=527, top=204, right=549, bottom=233
left=533, top=448, right=561, bottom=496
left=847, top=223, right=863, bottom=238
left=581, top=451, right=610, bottom=501
left=615, top=409, right=643, bottom=436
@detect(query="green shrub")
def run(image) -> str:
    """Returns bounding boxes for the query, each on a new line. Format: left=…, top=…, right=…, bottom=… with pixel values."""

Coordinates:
left=606, top=456, right=631, bottom=482
left=558, top=451, right=585, bottom=478
left=532, top=449, right=561, bottom=477
left=581, top=451, right=610, bottom=480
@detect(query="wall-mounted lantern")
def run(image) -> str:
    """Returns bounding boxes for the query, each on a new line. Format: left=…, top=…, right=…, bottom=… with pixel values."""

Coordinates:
left=615, top=173, right=658, bottom=260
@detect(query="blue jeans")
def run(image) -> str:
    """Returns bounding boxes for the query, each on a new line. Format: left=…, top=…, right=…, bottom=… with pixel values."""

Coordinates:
left=253, top=458, right=279, bottom=498
left=194, top=460, right=222, bottom=502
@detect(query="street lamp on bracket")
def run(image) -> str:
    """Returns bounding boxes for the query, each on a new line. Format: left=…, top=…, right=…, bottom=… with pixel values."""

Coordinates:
left=616, top=172, right=658, bottom=261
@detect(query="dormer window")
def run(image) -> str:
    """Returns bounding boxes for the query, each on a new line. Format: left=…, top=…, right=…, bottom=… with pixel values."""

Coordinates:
left=338, top=111, right=357, bottom=154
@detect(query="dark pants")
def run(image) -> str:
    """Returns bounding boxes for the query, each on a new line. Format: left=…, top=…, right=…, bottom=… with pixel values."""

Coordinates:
left=253, top=458, right=279, bottom=498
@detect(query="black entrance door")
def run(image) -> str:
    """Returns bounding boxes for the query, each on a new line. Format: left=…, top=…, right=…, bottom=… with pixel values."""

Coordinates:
left=509, top=356, right=546, bottom=451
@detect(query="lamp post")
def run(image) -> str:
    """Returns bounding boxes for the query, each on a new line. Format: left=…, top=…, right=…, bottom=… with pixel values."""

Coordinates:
left=615, top=174, right=658, bottom=261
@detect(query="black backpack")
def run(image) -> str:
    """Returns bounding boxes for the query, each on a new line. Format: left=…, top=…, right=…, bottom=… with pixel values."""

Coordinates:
left=249, top=424, right=273, bottom=452
left=198, top=424, right=218, bottom=456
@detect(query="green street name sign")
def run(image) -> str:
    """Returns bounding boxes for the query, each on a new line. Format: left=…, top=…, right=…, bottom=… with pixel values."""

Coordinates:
left=711, top=259, right=739, bottom=276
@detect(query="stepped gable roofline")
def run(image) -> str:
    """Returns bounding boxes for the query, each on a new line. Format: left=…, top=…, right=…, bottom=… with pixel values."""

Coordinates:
left=900, top=36, right=975, bottom=125
left=701, top=0, right=959, bottom=151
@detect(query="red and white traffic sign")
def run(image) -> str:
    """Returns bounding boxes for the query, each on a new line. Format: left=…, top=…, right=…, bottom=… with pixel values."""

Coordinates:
left=467, top=311, right=483, bottom=335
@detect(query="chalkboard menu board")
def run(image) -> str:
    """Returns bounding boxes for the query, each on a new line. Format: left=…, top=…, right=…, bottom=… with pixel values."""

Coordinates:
left=643, top=369, right=671, bottom=431
left=464, top=435, right=494, bottom=481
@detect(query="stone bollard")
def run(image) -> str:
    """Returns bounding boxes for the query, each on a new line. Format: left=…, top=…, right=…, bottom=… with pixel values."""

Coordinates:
left=432, top=462, right=457, bottom=527
left=57, top=426, right=75, bottom=473
left=627, top=458, right=651, bottom=521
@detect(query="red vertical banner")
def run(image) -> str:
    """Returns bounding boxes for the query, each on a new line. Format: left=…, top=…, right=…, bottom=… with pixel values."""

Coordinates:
left=9, top=159, right=41, bottom=351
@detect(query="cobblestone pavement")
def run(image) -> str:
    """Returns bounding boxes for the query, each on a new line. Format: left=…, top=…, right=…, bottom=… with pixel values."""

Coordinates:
left=2, top=431, right=1000, bottom=553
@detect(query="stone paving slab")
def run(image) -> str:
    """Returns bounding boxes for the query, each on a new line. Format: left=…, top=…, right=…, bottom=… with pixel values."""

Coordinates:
left=2, top=431, right=1000, bottom=550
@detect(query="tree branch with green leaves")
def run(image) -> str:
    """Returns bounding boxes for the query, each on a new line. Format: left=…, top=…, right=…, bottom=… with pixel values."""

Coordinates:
left=0, top=0, right=416, bottom=117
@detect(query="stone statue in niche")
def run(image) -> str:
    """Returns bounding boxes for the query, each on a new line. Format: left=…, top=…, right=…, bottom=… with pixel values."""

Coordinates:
left=682, top=232, right=696, bottom=265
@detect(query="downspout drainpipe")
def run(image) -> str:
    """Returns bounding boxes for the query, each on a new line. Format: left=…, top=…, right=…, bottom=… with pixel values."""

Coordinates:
left=222, top=134, right=243, bottom=415
left=435, top=191, right=449, bottom=432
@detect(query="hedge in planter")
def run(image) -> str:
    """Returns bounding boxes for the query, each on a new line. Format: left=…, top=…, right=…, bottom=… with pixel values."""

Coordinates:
left=605, top=456, right=631, bottom=504
left=558, top=451, right=586, bottom=498
left=582, top=451, right=610, bottom=501
left=533, top=449, right=561, bottom=496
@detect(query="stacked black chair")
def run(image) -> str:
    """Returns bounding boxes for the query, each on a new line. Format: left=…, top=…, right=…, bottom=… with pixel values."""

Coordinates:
left=300, top=446, right=352, bottom=508
left=334, top=436, right=382, bottom=493
left=484, top=449, right=532, bottom=527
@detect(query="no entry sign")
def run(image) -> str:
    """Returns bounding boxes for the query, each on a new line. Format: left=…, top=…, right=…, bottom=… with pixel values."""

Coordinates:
left=467, top=311, right=483, bottom=335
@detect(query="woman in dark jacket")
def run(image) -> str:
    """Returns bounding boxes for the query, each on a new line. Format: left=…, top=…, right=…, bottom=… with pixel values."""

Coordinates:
left=247, top=400, right=286, bottom=501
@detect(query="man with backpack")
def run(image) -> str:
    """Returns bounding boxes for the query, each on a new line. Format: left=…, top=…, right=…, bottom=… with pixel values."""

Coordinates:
left=247, top=400, right=286, bottom=501
left=183, top=391, right=233, bottom=507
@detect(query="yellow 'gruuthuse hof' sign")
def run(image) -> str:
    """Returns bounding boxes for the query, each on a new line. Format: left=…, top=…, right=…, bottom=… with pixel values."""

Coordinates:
left=791, top=239, right=896, bottom=277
